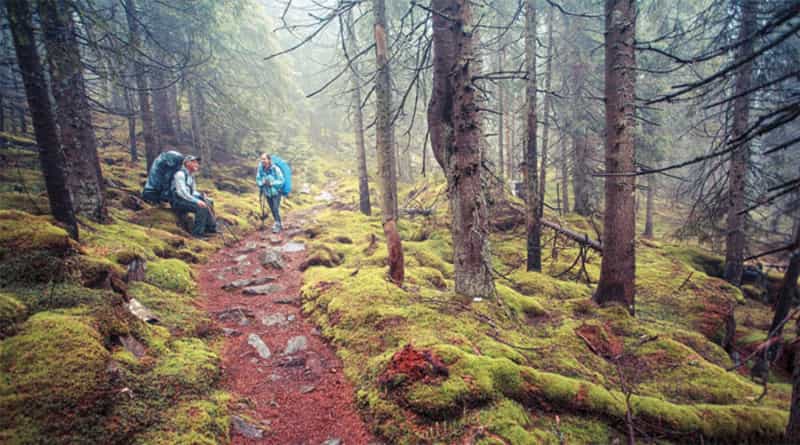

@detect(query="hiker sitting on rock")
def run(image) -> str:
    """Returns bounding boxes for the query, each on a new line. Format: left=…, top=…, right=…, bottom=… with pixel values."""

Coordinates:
left=171, top=155, right=218, bottom=238
left=256, top=153, right=284, bottom=233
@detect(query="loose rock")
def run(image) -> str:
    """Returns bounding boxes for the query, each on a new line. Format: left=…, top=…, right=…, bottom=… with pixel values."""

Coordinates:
left=300, top=384, right=316, bottom=394
left=322, top=439, right=342, bottom=445
left=239, top=241, right=258, bottom=253
left=261, top=249, right=285, bottom=270
left=262, top=313, right=288, bottom=327
left=231, top=415, right=264, bottom=439
left=222, top=275, right=276, bottom=291
left=284, top=336, right=308, bottom=355
left=234, top=254, right=249, bottom=263
left=247, top=334, right=272, bottom=359
left=243, top=283, right=285, bottom=296
left=281, top=241, right=306, bottom=253
left=275, top=295, right=301, bottom=305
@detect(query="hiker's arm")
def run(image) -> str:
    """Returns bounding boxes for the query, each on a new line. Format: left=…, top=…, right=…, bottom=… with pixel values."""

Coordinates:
left=174, top=171, right=199, bottom=204
left=256, top=164, right=265, bottom=187
left=270, top=166, right=284, bottom=188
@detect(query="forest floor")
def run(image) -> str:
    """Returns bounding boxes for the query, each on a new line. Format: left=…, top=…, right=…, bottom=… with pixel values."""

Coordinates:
left=199, top=205, right=378, bottom=445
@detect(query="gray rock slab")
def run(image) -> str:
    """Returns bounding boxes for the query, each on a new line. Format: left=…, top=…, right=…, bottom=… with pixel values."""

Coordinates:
left=261, top=312, right=288, bottom=327
left=222, top=275, right=276, bottom=291
left=231, top=415, right=264, bottom=439
left=284, top=335, right=308, bottom=355
left=281, top=242, right=306, bottom=253
left=243, top=283, right=285, bottom=296
left=260, top=249, right=285, bottom=270
left=247, top=334, right=272, bottom=359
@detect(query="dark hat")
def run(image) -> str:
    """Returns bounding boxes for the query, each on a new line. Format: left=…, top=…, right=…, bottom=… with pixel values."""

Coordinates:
left=184, top=155, right=202, bottom=163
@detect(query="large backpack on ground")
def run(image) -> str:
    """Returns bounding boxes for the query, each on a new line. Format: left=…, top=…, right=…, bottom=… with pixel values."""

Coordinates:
left=271, top=155, right=292, bottom=196
left=142, top=151, right=185, bottom=203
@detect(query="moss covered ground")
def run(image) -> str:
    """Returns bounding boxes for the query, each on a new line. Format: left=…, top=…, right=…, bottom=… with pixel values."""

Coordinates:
left=294, top=158, right=794, bottom=444
left=0, top=136, right=794, bottom=444
left=0, top=137, right=272, bottom=444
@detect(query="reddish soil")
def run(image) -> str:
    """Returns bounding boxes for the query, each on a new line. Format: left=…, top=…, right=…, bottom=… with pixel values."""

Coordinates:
left=199, top=217, right=378, bottom=445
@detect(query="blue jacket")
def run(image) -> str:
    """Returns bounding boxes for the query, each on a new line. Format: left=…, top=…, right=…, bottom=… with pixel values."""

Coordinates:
left=256, top=162, right=284, bottom=197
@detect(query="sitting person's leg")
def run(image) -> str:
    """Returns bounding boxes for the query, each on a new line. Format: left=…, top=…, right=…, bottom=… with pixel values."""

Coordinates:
left=198, top=196, right=218, bottom=233
left=171, top=199, right=210, bottom=237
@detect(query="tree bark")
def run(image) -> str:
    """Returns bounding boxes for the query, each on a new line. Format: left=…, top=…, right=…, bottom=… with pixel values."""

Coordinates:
left=39, top=0, right=108, bottom=222
left=151, top=68, right=175, bottom=144
left=346, top=11, right=372, bottom=216
left=496, top=33, right=505, bottom=182
left=429, top=0, right=495, bottom=298
left=724, top=0, right=757, bottom=286
left=573, top=132, right=592, bottom=216
left=561, top=137, right=570, bottom=214
left=6, top=0, right=78, bottom=239
left=125, top=0, right=160, bottom=171
left=788, top=335, right=800, bottom=441
left=539, top=6, right=554, bottom=219
left=524, top=0, right=542, bottom=272
left=373, top=0, right=404, bottom=285
left=190, top=85, right=211, bottom=173
left=643, top=174, right=655, bottom=238
left=594, top=0, right=637, bottom=314
left=172, top=82, right=182, bottom=140
left=126, top=84, right=137, bottom=163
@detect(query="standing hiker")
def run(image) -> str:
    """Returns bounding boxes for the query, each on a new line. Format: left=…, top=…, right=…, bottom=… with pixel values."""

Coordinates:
left=171, top=155, right=218, bottom=238
left=257, top=153, right=285, bottom=233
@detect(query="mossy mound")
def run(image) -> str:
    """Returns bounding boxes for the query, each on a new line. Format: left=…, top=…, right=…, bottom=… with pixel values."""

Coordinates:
left=0, top=292, right=27, bottom=337
left=145, top=259, right=195, bottom=293
left=135, top=392, right=230, bottom=445
left=0, top=311, right=111, bottom=444
left=297, top=166, right=795, bottom=444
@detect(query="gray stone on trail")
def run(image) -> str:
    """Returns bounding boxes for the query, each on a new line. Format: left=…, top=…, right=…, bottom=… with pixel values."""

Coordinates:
left=300, top=183, right=312, bottom=194
left=222, top=276, right=276, bottom=291
left=287, top=314, right=296, bottom=322
left=275, top=295, right=301, bottom=305
left=284, top=335, right=308, bottom=355
left=231, top=415, right=264, bottom=439
left=322, top=439, right=342, bottom=445
left=300, top=384, right=316, bottom=394
left=281, top=241, right=306, bottom=253
left=261, top=249, right=285, bottom=270
left=269, top=235, right=282, bottom=245
left=234, top=254, right=249, bottom=263
left=247, top=334, right=272, bottom=359
left=243, top=283, right=285, bottom=296
left=239, top=241, right=258, bottom=253
left=222, top=328, right=241, bottom=337
left=261, top=312, right=288, bottom=327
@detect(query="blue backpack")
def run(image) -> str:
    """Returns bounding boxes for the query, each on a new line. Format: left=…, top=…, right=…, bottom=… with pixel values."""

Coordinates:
left=142, top=151, right=185, bottom=203
left=271, top=155, right=292, bottom=196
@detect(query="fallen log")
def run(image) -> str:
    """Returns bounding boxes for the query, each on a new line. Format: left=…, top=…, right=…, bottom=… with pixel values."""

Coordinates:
left=542, top=219, right=602, bottom=251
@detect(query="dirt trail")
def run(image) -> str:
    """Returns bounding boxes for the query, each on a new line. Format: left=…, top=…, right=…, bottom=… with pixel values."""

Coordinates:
left=199, top=211, right=377, bottom=445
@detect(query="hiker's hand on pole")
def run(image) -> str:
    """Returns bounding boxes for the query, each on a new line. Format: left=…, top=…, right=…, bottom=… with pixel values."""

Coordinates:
left=197, top=200, right=208, bottom=209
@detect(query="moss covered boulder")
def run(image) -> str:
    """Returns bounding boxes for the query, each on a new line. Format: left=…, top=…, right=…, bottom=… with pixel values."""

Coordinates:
left=0, top=311, right=111, bottom=444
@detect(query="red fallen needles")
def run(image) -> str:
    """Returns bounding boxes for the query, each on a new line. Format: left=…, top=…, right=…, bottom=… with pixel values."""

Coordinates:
left=379, top=344, right=449, bottom=388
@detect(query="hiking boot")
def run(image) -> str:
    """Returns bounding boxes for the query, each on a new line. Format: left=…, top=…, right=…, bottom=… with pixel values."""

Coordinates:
left=272, top=222, right=281, bottom=234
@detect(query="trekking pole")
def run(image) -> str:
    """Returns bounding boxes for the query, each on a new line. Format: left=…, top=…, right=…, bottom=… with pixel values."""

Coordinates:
left=259, top=186, right=267, bottom=230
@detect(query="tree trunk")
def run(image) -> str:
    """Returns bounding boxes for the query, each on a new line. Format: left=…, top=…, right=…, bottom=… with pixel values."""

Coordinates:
left=561, top=137, right=570, bottom=214
left=0, top=91, right=5, bottom=148
left=429, top=0, right=495, bottom=298
left=643, top=174, right=655, bottom=238
left=524, top=0, right=542, bottom=272
left=539, top=6, right=554, bottom=218
left=724, top=0, right=757, bottom=286
left=594, top=0, right=637, bottom=314
left=125, top=0, right=159, bottom=171
left=507, top=93, right=514, bottom=181
left=6, top=0, right=78, bottom=239
left=346, top=10, right=372, bottom=216
left=788, top=336, right=800, bottom=441
left=496, top=36, right=505, bottom=182
left=573, top=132, right=592, bottom=216
left=190, top=85, right=211, bottom=173
left=126, top=85, right=137, bottom=163
left=39, top=0, right=108, bottom=222
left=373, top=0, right=404, bottom=285
left=151, top=68, right=175, bottom=144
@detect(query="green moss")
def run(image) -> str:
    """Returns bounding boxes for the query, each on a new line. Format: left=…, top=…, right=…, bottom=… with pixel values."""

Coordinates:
left=145, top=258, right=195, bottom=293
left=0, top=292, right=27, bottom=337
left=135, top=392, right=230, bottom=445
left=129, top=282, right=208, bottom=334
left=508, top=269, right=591, bottom=300
left=665, top=246, right=725, bottom=278
left=152, top=339, right=219, bottom=395
left=0, top=311, right=111, bottom=443
left=0, top=210, right=75, bottom=255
